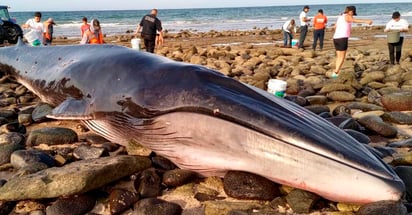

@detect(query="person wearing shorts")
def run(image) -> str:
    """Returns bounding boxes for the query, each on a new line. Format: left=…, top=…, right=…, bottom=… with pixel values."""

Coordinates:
left=332, top=6, right=372, bottom=78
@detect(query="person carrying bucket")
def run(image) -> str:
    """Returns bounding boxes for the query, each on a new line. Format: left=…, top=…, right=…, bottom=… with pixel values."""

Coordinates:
left=21, top=12, right=44, bottom=46
left=135, top=9, right=163, bottom=53
left=384, top=11, right=409, bottom=65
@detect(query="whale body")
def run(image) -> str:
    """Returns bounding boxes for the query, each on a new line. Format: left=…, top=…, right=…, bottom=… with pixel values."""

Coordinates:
left=0, top=42, right=405, bottom=203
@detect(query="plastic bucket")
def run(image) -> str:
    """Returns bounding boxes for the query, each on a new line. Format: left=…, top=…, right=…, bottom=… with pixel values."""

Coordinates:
left=291, top=39, right=299, bottom=48
left=387, top=31, right=400, bottom=43
left=131, top=38, right=141, bottom=50
left=24, top=30, right=41, bottom=46
left=267, top=79, right=287, bottom=98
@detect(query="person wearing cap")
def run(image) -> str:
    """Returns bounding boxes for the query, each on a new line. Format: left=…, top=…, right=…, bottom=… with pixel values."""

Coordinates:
left=43, top=17, right=56, bottom=45
left=22, top=12, right=44, bottom=46
left=312, top=9, right=328, bottom=51
left=331, top=6, right=372, bottom=78
left=298, top=5, right=311, bottom=49
left=384, top=11, right=409, bottom=65
left=80, top=19, right=104, bottom=44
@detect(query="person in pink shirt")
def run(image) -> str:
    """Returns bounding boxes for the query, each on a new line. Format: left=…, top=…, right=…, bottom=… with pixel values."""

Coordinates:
left=332, top=6, right=372, bottom=78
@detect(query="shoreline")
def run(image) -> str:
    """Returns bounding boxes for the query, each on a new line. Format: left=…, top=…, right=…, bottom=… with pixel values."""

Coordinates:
left=51, top=26, right=411, bottom=51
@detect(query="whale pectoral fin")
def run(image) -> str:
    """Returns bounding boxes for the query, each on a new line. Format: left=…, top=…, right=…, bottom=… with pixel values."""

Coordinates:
left=47, top=98, right=93, bottom=120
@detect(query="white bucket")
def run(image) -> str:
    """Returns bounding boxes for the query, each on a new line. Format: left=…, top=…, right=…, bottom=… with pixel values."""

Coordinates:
left=291, top=39, right=299, bottom=48
left=267, top=79, right=287, bottom=98
left=131, top=38, right=141, bottom=50
left=24, top=30, right=42, bottom=46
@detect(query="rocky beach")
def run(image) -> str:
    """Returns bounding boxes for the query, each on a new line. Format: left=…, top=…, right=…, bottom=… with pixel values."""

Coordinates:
left=1, top=25, right=412, bottom=215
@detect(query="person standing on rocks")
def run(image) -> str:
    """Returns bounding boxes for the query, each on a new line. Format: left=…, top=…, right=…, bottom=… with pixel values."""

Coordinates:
left=312, top=9, right=327, bottom=51
left=332, top=6, right=372, bottom=78
left=135, top=9, right=164, bottom=53
left=298, top=5, right=311, bottom=49
left=43, top=18, right=56, bottom=45
left=282, top=19, right=296, bottom=47
left=384, top=11, right=409, bottom=65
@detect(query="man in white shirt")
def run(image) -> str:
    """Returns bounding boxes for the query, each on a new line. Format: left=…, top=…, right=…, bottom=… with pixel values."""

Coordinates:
left=298, top=5, right=311, bottom=49
left=384, top=11, right=409, bottom=65
left=22, top=12, right=44, bottom=46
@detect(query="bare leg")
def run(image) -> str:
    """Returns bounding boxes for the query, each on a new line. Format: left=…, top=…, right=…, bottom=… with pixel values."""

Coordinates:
left=335, top=50, right=346, bottom=74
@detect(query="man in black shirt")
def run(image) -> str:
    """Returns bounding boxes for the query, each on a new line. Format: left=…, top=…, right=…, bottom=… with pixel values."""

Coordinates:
left=135, top=9, right=163, bottom=53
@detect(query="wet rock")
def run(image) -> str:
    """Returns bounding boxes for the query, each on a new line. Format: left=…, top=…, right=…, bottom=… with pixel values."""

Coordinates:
left=0, top=155, right=151, bottom=200
left=284, top=95, right=307, bottom=106
left=73, top=144, right=109, bottom=160
left=46, top=194, right=95, bottom=215
left=151, top=155, right=177, bottom=171
left=381, top=92, right=412, bottom=111
left=332, top=105, right=351, bottom=116
left=0, top=109, right=17, bottom=120
left=10, top=149, right=56, bottom=169
left=346, top=102, right=384, bottom=111
left=305, top=95, right=328, bottom=105
left=372, top=146, right=396, bottom=158
left=135, top=169, right=161, bottom=198
left=223, top=171, right=280, bottom=200
left=356, top=200, right=407, bottom=215
left=388, top=138, right=412, bottom=148
left=31, top=103, right=53, bottom=122
left=357, top=115, right=397, bottom=138
left=0, top=201, right=15, bottom=215
left=26, top=127, right=78, bottom=146
left=395, top=166, right=412, bottom=199
left=84, top=134, right=110, bottom=145
left=344, top=129, right=371, bottom=144
left=162, top=169, right=197, bottom=187
left=0, top=132, right=25, bottom=165
left=285, top=189, right=320, bottom=214
left=382, top=111, right=412, bottom=125
left=133, top=198, right=182, bottom=215
left=304, top=105, right=330, bottom=115
left=109, top=189, right=139, bottom=215
left=0, top=122, right=26, bottom=134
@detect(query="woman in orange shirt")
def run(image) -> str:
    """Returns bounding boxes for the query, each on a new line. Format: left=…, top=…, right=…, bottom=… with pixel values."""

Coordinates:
left=312, top=9, right=328, bottom=51
left=80, top=19, right=104, bottom=44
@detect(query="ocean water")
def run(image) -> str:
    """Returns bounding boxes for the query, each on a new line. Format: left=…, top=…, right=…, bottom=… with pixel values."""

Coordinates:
left=8, top=3, right=412, bottom=39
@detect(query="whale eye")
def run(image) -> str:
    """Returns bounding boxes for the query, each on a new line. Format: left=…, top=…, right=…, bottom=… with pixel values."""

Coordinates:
left=58, top=57, right=62, bottom=60
left=34, top=61, right=38, bottom=64
left=15, top=58, right=19, bottom=61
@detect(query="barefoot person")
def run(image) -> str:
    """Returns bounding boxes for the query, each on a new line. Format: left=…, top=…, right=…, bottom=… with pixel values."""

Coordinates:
left=332, top=6, right=372, bottom=78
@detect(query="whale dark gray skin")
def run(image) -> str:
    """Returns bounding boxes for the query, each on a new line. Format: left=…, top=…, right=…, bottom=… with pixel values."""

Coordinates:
left=0, top=41, right=404, bottom=203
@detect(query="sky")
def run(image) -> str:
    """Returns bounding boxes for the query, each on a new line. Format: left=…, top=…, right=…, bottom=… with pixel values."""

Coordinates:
left=2, top=0, right=411, bottom=12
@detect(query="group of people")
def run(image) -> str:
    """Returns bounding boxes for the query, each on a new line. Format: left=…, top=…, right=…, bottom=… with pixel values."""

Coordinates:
left=282, top=5, right=409, bottom=78
left=21, top=9, right=163, bottom=53
left=21, top=12, right=56, bottom=46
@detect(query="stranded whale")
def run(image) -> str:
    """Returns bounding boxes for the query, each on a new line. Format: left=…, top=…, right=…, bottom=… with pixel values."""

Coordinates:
left=0, top=42, right=404, bottom=203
